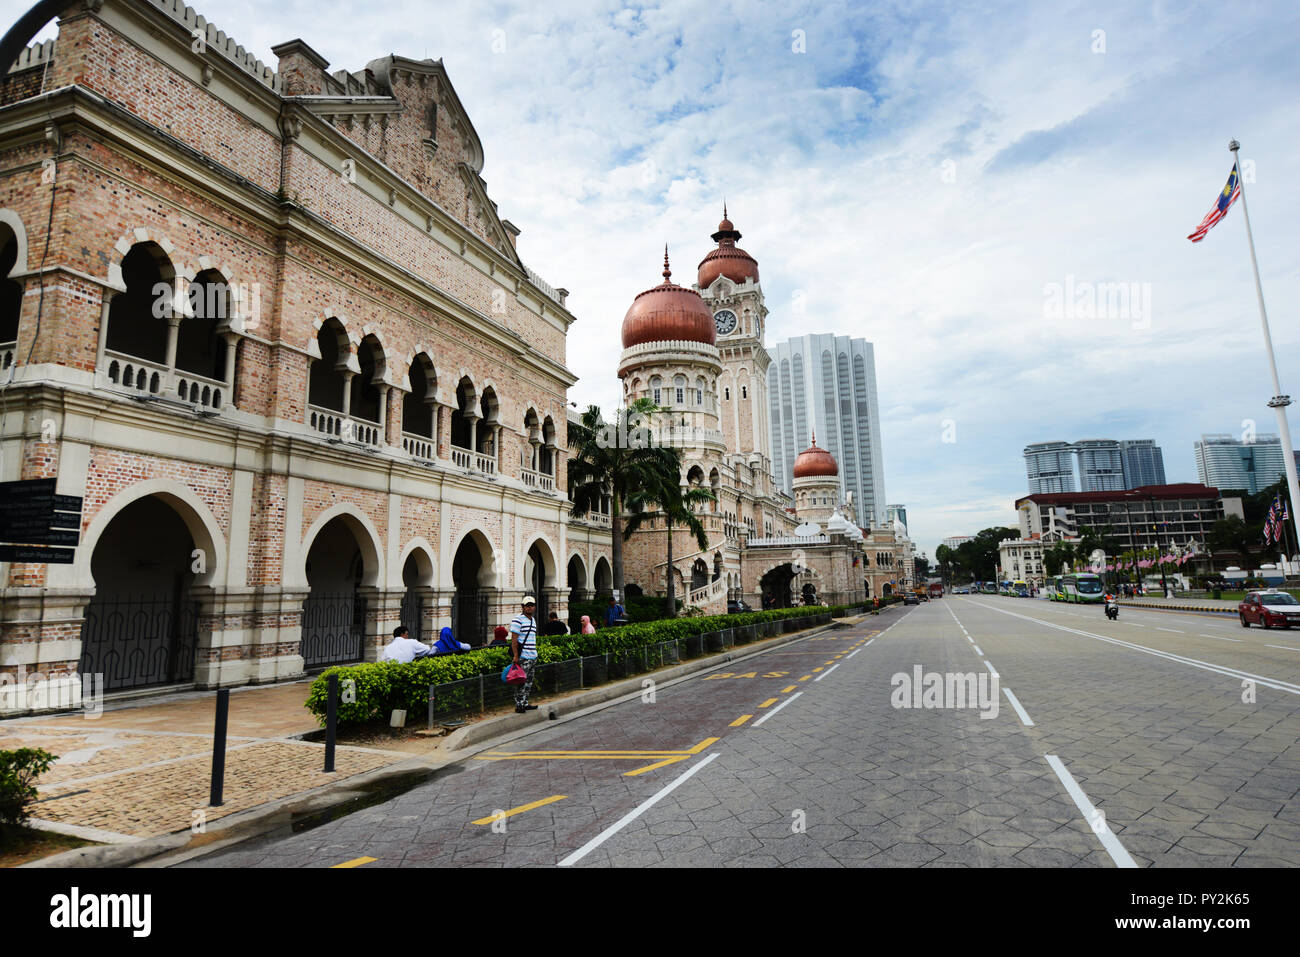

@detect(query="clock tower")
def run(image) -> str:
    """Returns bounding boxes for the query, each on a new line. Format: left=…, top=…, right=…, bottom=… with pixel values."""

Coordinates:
left=696, top=208, right=772, bottom=467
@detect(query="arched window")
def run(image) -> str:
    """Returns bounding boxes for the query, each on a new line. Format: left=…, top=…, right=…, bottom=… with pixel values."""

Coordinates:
left=695, top=376, right=705, bottom=405
left=0, top=222, right=22, bottom=359
left=176, top=269, right=229, bottom=382
left=403, top=355, right=437, bottom=443
left=106, top=243, right=172, bottom=365
left=541, top=416, right=557, bottom=475
left=674, top=375, right=686, bottom=406
left=350, top=335, right=385, bottom=423
left=650, top=375, right=661, bottom=405
left=308, top=319, right=349, bottom=412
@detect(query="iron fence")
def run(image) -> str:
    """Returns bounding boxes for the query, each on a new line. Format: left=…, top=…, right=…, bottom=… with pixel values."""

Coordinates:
left=423, top=615, right=846, bottom=725
left=78, top=592, right=199, bottom=691
left=301, top=592, right=366, bottom=670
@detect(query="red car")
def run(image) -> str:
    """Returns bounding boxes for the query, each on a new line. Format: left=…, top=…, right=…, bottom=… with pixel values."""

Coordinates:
left=1238, top=590, right=1300, bottom=629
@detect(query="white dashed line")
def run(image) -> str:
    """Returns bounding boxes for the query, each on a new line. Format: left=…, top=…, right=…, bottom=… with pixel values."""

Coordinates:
left=1265, top=644, right=1300, bottom=652
left=1157, top=628, right=1184, bottom=634
left=982, top=660, right=999, bottom=679
left=972, top=644, right=984, bottom=656
left=1045, top=755, right=1136, bottom=868
left=752, top=692, right=803, bottom=727
left=558, top=753, right=719, bottom=867
left=813, top=664, right=840, bottom=681
left=1200, top=634, right=1243, bottom=642
left=1001, top=688, right=1034, bottom=727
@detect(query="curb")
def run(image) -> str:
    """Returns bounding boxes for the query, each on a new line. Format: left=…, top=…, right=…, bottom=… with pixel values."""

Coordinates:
left=1116, top=601, right=1236, bottom=615
left=23, top=609, right=885, bottom=869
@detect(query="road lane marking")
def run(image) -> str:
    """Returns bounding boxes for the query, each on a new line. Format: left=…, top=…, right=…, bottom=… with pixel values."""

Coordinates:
left=729, top=714, right=753, bottom=727
left=473, top=795, right=566, bottom=826
left=1002, top=688, right=1034, bottom=726
left=970, top=600, right=1300, bottom=695
left=558, top=753, right=720, bottom=866
left=688, top=737, right=720, bottom=753
left=813, top=664, right=839, bottom=682
left=1157, top=628, right=1184, bottom=634
left=623, top=755, right=689, bottom=776
left=798, top=675, right=812, bottom=682
left=332, top=856, right=377, bottom=868
left=972, top=644, right=984, bottom=656
left=1266, top=644, right=1300, bottom=652
left=982, top=660, right=999, bottom=679
left=1201, top=634, right=1243, bottom=642
left=752, top=692, right=803, bottom=726
left=780, top=684, right=797, bottom=693
left=1044, top=755, right=1136, bottom=868
left=758, top=697, right=779, bottom=707
left=812, top=667, right=824, bottom=673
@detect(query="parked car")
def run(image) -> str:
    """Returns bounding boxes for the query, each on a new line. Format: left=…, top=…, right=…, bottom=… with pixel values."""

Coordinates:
left=903, top=593, right=920, bottom=605
left=727, top=599, right=753, bottom=614
left=1239, top=590, right=1300, bottom=629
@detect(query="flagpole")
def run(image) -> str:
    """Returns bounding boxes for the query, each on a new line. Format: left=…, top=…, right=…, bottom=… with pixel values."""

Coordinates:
left=1230, top=139, right=1300, bottom=577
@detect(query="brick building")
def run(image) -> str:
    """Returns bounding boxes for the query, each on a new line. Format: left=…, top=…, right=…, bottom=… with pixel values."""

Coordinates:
left=0, top=0, right=612, bottom=710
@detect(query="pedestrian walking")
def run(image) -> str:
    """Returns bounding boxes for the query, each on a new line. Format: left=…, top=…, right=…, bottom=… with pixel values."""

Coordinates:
left=510, top=595, right=539, bottom=713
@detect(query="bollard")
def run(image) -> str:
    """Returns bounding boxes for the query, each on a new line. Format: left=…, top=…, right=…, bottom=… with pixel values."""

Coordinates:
left=427, top=684, right=436, bottom=731
left=324, top=673, right=338, bottom=773
left=209, top=688, right=229, bottom=807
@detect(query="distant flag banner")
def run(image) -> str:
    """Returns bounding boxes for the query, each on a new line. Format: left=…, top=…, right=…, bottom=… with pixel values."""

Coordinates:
left=1187, top=164, right=1241, bottom=243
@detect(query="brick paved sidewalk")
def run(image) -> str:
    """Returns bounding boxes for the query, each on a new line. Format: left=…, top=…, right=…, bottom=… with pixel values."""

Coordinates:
left=0, top=681, right=415, bottom=842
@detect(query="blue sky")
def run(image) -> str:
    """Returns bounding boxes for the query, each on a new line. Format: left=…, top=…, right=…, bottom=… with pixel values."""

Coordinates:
left=7, top=0, right=1300, bottom=558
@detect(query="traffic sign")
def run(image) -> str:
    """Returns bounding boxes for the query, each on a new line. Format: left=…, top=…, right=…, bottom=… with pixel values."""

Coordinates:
left=0, top=544, right=75, bottom=564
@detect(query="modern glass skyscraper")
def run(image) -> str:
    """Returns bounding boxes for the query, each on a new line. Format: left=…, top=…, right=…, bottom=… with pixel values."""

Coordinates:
left=1195, top=434, right=1287, bottom=494
left=1119, top=439, right=1167, bottom=488
left=1075, top=439, right=1125, bottom=492
left=1026, top=439, right=1167, bottom=492
left=769, top=334, right=886, bottom=525
left=1024, top=442, right=1077, bottom=494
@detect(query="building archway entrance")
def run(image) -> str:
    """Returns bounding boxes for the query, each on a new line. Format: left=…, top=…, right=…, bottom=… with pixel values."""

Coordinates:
left=301, top=517, right=367, bottom=669
left=78, top=496, right=200, bottom=691
left=691, top=558, right=708, bottom=593
left=760, top=564, right=796, bottom=609
left=567, top=555, right=587, bottom=604
left=452, top=536, right=490, bottom=646
left=525, top=542, right=551, bottom=625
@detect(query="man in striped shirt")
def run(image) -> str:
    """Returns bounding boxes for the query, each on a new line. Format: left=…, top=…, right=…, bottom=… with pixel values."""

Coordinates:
left=510, top=595, right=539, bottom=713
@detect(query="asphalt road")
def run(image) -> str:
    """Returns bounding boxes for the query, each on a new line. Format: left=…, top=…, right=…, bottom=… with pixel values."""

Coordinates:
left=186, top=597, right=1300, bottom=868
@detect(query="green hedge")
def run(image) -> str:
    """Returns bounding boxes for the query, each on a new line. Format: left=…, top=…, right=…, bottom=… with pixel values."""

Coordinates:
left=0, top=748, right=57, bottom=831
left=306, top=603, right=868, bottom=726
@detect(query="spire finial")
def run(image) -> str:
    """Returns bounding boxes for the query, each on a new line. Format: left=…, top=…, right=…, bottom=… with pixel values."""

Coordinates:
left=810, top=429, right=817, bottom=446
left=723, top=198, right=728, bottom=220
left=662, top=244, right=671, bottom=281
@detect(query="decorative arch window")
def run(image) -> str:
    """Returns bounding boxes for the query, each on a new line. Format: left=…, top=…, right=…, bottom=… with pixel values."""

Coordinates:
left=695, top=376, right=705, bottom=405
left=402, top=355, right=438, bottom=456
left=673, top=375, right=686, bottom=406
left=724, top=387, right=730, bottom=401
left=650, top=375, right=662, bottom=405
left=741, top=385, right=748, bottom=399
left=1, top=221, right=24, bottom=364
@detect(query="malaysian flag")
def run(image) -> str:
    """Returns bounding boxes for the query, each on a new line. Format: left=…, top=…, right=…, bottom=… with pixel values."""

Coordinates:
left=1187, top=164, right=1241, bottom=243
left=1265, top=497, right=1278, bottom=544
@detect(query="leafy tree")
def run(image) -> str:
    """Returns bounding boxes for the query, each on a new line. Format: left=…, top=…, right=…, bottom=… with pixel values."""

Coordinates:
left=914, top=555, right=931, bottom=580
left=568, top=398, right=684, bottom=595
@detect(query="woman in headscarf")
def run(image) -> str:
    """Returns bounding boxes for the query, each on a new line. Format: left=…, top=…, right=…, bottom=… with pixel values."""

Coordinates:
left=580, top=615, right=596, bottom=635
left=488, top=625, right=509, bottom=646
left=434, top=626, right=470, bottom=654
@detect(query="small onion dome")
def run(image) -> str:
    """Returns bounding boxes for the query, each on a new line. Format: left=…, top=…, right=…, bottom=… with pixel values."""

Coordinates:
left=621, top=247, right=717, bottom=349
left=793, top=432, right=839, bottom=478
left=697, top=205, right=759, bottom=288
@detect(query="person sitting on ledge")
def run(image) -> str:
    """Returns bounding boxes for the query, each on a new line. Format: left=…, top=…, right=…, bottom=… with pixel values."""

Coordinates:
left=580, top=615, right=596, bottom=635
left=544, top=610, right=569, bottom=636
left=487, top=625, right=510, bottom=647
left=379, top=625, right=432, bottom=663
left=433, top=626, right=470, bottom=655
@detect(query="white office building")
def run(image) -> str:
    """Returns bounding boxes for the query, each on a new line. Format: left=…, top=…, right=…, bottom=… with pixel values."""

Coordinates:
left=1194, top=434, right=1287, bottom=495
left=769, top=334, right=886, bottom=525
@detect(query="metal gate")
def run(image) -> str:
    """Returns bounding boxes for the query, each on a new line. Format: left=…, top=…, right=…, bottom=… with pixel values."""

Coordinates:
left=399, top=590, right=424, bottom=643
left=452, top=591, right=489, bottom=646
left=300, top=592, right=366, bottom=669
left=78, top=593, right=199, bottom=691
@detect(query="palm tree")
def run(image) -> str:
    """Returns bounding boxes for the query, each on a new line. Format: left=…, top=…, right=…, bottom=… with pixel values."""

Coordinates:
left=568, top=398, right=678, bottom=596
left=624, top=458, right=715, bottom=617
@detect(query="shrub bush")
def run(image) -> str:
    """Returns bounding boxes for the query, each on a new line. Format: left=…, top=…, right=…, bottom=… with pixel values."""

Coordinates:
left=307, top=603, right=868, bottom=726
left=0, top=748, right=58, bottom=830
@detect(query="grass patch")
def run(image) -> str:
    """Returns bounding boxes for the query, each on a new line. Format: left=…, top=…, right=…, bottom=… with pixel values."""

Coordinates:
left=0, top=826, right=98, bottom=867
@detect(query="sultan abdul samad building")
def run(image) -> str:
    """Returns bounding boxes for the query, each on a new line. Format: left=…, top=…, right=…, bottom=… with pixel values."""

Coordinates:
left=0, top=0, right=906, bottom=712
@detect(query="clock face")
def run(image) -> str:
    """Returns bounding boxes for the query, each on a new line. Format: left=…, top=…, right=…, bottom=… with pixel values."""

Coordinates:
left=714, top=310, right=738, bottom=335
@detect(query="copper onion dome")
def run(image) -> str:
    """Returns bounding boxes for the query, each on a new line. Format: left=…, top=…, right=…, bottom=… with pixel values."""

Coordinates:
left=792, top=432, right=839, bottom=478
left=697, top=203, right=759, bottom=288
left=621, top=247, right=717, bottom=349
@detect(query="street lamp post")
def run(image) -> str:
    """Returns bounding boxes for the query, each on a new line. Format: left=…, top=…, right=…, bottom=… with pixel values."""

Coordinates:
left=1149, top=495, right=1169, bottom=597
